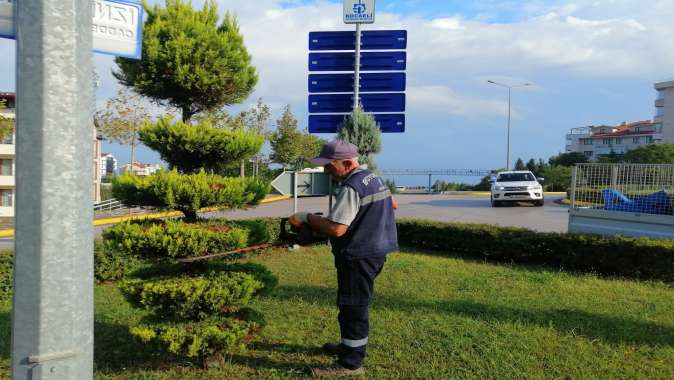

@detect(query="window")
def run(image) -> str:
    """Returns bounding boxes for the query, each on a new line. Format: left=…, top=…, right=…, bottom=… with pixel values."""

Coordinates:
left=602, top=138, right=610, bottom=145
left=655, top=107, right=665, bottom=117
left=656, top=90, right=665, bottom=100
left=0, top=189, right=12, bottom=207
left=0, top=159, right=11, bottom=176
left=633, top=137, right=640, bottom=144
left=645, top=136, right=654, bottom=144
left=581, top=138, right=593, bottom=145
left=614, top=138, right=623, bottom=145
left=497, top=173, right=536, bottom=182
left=584, top=151, right=593, bottom=157
left=1, top=133, right=13, bottom=145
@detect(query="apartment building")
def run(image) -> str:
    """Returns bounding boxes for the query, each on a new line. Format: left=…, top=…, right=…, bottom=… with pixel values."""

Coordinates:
left=119, top=162, right=162, bottom=176
left=565, top=80, right=674, bottom=159
left=655, top=80, right=674, bottom=143
left=100, top=153, right=118, bottom=178
left=0, top=92, right=103, bottom=217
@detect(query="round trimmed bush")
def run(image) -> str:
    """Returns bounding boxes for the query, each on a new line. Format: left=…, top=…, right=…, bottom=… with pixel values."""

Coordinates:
left=119, top=271, right=263, bottom=320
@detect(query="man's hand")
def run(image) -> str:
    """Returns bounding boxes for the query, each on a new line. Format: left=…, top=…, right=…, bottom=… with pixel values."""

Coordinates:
left=289, top=212, right=310, bottom=227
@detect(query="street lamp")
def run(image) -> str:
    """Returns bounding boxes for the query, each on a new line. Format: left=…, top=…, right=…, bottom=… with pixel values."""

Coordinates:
left=487, top=80, right=531, bottom=170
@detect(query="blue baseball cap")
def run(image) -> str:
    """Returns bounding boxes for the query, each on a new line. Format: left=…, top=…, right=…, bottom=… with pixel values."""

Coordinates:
left=310, top=140, right=360, bottom=166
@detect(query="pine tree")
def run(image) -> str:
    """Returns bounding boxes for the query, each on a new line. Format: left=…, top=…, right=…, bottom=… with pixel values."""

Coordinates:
left=337, top=107, right=382, bottom=170
left=514, top=158, right=526, bottom=170
left=113, top=0, right=258, bottom=122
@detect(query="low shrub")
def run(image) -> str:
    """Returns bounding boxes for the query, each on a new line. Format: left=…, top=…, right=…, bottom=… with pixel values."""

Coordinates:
left=397, top=219, right=674, bottom=281
left=130, top=316, right=258, bottom=360
left=0, top=249, right=12, bottom=302
left=94, top=240, right=144, bottom=282
left=103, top=220, right=249, bottom=259
left=119, top=272, right=263, bottom=320
left=209, top=218, right=281, bottom=245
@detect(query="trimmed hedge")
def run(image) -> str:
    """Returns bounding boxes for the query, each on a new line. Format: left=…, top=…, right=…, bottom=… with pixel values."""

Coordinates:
left=94, top=240, right=144, bottom=283
left=120, top=272, right=263, bottom=320
left=103, top=220, right=249, bottom=259
left=0, top=249, right=12, bottom=302
left=130, top=315, right=258, bottom=360
left=397, top=219, right=674, bottom=281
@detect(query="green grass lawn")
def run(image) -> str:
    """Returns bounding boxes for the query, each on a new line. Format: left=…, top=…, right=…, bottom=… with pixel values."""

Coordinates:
left=2, top=246, right=674, bottom=379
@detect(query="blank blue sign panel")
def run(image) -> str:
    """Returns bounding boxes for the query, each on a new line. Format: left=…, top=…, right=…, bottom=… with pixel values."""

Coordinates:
left=309, top=52, right=406, bottom=72
left=309, top=93, right=405, bottom=113
left=309, top=114, right=405, bottom=133
left=309, top=30, right=407, bottom=51
left=309, top=73, right=405, bottom=93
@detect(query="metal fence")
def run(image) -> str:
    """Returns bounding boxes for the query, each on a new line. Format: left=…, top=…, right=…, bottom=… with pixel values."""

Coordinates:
left=571, top=164, right=674, bottom=216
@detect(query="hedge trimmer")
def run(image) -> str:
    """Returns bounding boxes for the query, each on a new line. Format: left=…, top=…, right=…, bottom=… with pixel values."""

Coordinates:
left=177, top=215, right=329, bottom=263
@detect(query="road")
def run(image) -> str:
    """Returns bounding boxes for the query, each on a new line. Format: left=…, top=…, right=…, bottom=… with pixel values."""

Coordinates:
left=0, top=194, right=568, bottom=250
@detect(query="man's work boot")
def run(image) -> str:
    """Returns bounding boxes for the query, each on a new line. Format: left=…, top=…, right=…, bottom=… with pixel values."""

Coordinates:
left=321, top=342, right=346, bottom=356
left=310, top=363, right=364, bottom=378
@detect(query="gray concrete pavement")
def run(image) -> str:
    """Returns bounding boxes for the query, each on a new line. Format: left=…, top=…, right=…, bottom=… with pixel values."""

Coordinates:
left=0, top=194, right=569, bottom=250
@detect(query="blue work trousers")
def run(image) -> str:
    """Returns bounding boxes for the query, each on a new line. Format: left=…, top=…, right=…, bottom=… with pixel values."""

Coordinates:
left=334, top=255, right=386, bottom=370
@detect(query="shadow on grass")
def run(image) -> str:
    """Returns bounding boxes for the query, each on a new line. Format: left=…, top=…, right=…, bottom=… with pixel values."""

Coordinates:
left=269, top=285, right=674, bottom=347
left=94, top=320, right=174, bottom=373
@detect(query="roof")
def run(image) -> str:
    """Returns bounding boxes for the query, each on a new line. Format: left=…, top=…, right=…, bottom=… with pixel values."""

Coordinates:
left=591, top=120, right=656, bottom=138
left=655, top=80, right=674, bottom=90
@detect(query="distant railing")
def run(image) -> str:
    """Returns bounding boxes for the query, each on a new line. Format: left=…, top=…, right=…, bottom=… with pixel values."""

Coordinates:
left=381, top=169, right=491, bottom=177
left=93, top=198, right=123, bottom=213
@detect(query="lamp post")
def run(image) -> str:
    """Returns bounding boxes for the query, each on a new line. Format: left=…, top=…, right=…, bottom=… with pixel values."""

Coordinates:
left=487, top=80, right=531, bottom=170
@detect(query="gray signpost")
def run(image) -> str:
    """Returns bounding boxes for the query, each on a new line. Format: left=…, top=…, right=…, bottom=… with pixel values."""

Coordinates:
left=3, top=1, right=143, bottom=379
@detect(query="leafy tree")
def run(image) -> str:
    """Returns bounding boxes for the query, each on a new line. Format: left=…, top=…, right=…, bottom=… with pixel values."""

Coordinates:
left=514, top=158, right=526, bottom=170
left=542, top=165, right=572, bottom=192
left=94, top=87, right=151, bottom=168
left=268, top=106, right=324, bottom=170
left=139, top=115, right=263, bottom=174
left=385, top=179, right=398, bottom=194
left=0, top=100, right=14, bottom=142
left=624, top=144, right=674, bottom=164
left=112, top=169, right=269, bottom=222
left=242, top=99, right=272, bottom=178
left=113, top=0, right=258, bottom=122
left=525, top=159, right=537, bottom=174
left=337, top=108, right=382, bottom=170
left=549, top=152, right=589, bottom=167
left=269, top=106, right=301, bottom=169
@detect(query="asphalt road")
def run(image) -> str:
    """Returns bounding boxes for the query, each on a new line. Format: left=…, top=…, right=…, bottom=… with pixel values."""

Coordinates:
left=0, top=194, right=568, bottom=250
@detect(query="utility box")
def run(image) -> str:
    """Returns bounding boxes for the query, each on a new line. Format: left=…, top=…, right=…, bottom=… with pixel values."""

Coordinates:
left=568, top=163, right=674, bottom=239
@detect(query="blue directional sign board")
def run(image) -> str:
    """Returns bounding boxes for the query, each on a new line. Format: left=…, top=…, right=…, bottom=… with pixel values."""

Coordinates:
left=308, top=29, right=407, bottom=133
left=310, top=114, right=405, bottom=133
left=309, top=52, right=406, bottom=72
left=310, top=94, right=405, bottom=113
left=309, top=73, right=406, bottom=93
left=309, top=30, right=407, bottom=51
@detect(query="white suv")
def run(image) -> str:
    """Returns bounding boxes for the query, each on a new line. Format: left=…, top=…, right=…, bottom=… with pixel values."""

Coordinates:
left=490, top=171, right=544, bottom=207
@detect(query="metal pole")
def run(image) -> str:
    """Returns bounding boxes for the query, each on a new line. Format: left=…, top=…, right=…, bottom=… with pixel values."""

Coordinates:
left=570, top=166, right=578, bottom=208
left=293, top=171, right=298, bottom=214
left=12, top=1, right=94, bottom=379
left=428, top=174, right=432, bottom=193
left=353, top=23, right=362, bottom=111
left=507, top=87, right=511, bottom=170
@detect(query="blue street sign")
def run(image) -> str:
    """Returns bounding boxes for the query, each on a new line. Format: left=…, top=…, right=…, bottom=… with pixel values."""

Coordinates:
left=309, top=52, right=407, bottom=72
left=309, top=114, right=405, bottom=133
left=309, top=73, right=405, bottom=93
left=309, top=30, right=407, bottom=51
left=309, top=93, right=405, bottom=113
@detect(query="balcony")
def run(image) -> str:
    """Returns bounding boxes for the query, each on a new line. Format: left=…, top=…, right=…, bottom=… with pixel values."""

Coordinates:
left=655, top=99, right=665, bottom=107
left=0, top=144, right=15, bottom=156
left=0, top=176, right=14, bottom=187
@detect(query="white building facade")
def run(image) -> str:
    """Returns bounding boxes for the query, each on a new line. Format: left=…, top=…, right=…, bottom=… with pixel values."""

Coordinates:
left=654, top=80, right=674, bottom=143
left=119, top=162, right=162, bottom=176
left=100, top=153, right=118, bottom=178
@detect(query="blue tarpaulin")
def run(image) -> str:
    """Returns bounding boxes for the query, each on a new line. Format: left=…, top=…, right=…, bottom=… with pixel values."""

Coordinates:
left=602, top=189, right=673, bottom=215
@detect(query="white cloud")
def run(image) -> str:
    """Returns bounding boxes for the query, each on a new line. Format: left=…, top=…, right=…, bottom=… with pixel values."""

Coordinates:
left=407, top=85, right=508, bottom=118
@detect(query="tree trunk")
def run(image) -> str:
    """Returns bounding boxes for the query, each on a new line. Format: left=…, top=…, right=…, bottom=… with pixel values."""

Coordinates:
left=182, top=209, right=198, bottom=223
left=130, top=132, right=136, bottom=172
left=240, top=160, right=245, bottom=178
left=182, top=107, right=194, bottom=123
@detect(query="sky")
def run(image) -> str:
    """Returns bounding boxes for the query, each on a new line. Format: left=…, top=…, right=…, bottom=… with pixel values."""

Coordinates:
left=1, top=0, right=674, bottom=185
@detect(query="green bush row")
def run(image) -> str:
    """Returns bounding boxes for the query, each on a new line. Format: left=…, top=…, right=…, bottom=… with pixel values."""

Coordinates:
left=397, top=219, right=674, bottom=281
left=119, top=272, right=263, bottom=320
left=94, top=240, right=144, bottom=283
left=0, top=250, right=12, bottom=303
left=130, top=315, right=258, bottom=360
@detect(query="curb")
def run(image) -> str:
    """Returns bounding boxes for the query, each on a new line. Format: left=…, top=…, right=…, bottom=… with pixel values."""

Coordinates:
left=0, top=195, right=292, bottom=238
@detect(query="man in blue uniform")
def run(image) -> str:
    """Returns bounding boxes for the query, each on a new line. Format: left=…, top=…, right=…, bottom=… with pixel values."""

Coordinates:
left=290, top=139, right=398, bottom=377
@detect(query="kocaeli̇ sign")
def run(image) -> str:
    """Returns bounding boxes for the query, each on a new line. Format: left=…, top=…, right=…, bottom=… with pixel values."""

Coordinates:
left=343, top=0, right=375, bottom=24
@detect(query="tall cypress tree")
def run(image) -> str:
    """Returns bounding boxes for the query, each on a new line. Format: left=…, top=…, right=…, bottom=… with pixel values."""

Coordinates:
left=337, top=107, right=382, bottom=170
left=114, top=0, right=258, bottom=122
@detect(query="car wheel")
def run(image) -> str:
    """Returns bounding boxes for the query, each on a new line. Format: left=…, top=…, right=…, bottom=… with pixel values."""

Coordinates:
left=534, top=200, right=544, bottom=207
left=492, top=200, right=500, bottom=207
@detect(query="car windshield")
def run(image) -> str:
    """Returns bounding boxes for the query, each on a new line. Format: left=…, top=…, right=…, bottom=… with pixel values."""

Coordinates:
left=497, top=173, right=535, bottom=182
